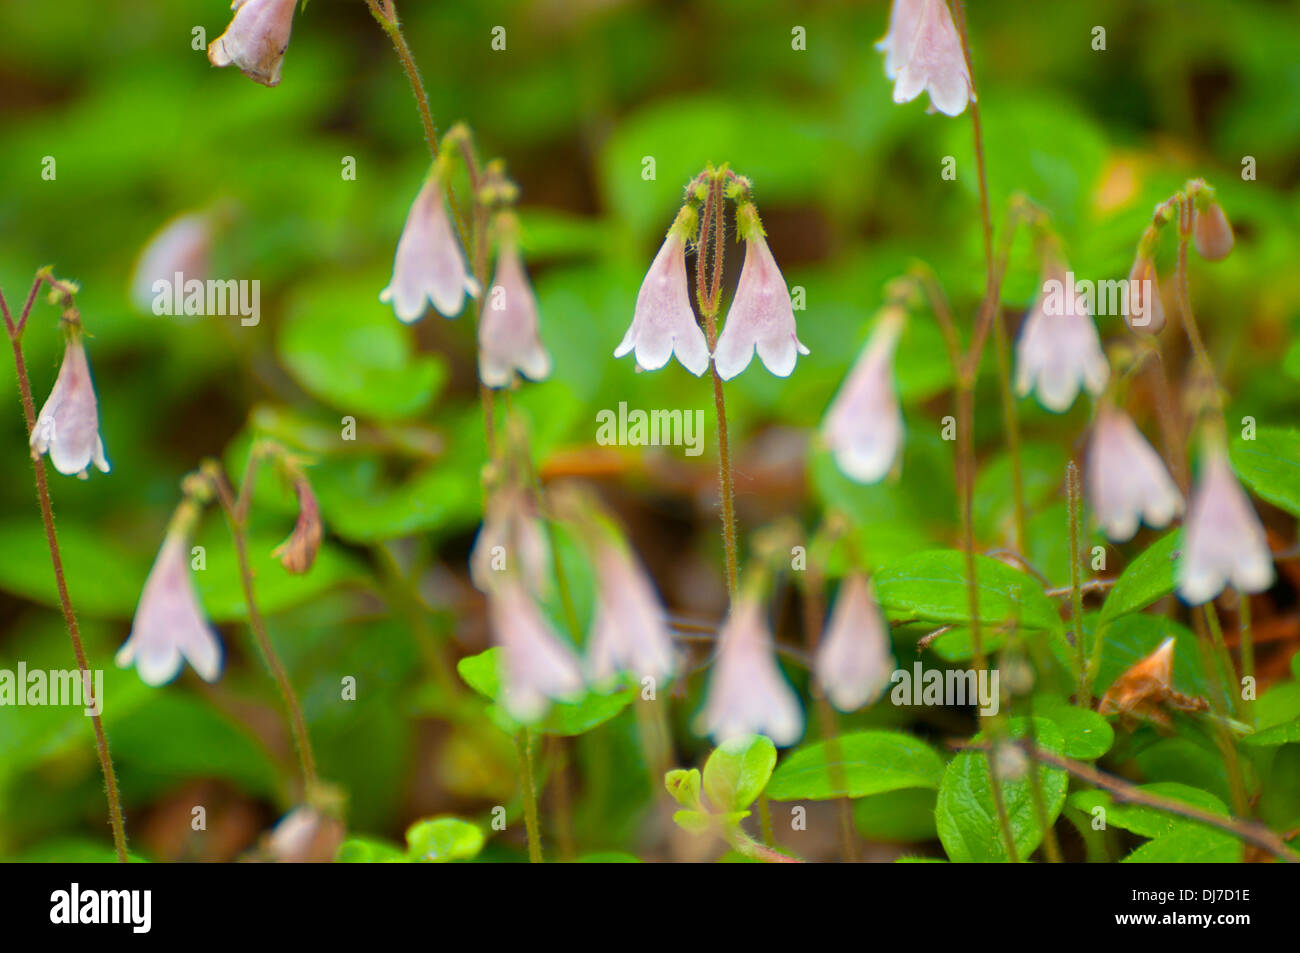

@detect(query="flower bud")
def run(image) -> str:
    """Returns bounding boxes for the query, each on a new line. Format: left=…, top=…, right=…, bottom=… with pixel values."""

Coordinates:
left=1193, top=201, right=1234, bottom=261
left=272, top=476, right=322, bottom=574
left=208, top=0, right=299, bottom=88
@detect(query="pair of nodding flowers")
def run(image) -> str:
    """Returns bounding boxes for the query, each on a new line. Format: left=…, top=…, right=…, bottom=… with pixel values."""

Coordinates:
left=469, top=485, right=678, bottom=723
left=379, top=161, right=551, bottom=390
left=699, top=572, right=896, bottom=748
left=615, top=200, right=809, bottom=381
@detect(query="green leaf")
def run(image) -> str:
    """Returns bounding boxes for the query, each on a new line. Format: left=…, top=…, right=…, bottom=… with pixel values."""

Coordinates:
left=336, top=838, right=408, bottom=863
left=1230, top=428, right=1300, bottom=517
left=455, top=648, right=635, bottom=737
left=1069, top=783, right=1242, bottom=863
left=935, top=717, right=1067, bottom=862
left=766, top=731, right=945, bottom=801
left=671, top=809, right=714, bottom=835
left=874, top=550, right=1060, bottom=632
left=1098, top=531, right=1182, bottom=624
left=702, top=734, right=777, bottom=812
left=1033, top=695, right=1114, bottom=760
left=854, top=788, right=939, bottom=843
left=1243, top=718, right=1300, bottom=747
left=405, top=817, right=485, bottom=862
left=277, top=276, right=446, bottom=421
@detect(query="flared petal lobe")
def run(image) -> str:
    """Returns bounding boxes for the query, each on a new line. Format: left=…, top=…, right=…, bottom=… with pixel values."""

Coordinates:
left=116, top=532, right=222, bottom=686
left=478, top=243, right=551, bottom=388
left=614, top=233, right=709, bottom=376
left=821, top=309, right=904, bottom=483
left=713, top=236, right=809, bottom=381
left=1177, top=446, right=1274, bottom=605
left=1085, top=405, right=1183, bottom=542
left=380, top=176, right=477, bottom=322
left=815, top=575, right=895, bottom=712
left=698, top=592, right=803, bottom=746
left=208, top=0, right=298, bottom=87
left=31, top=336, right=111, bottom=480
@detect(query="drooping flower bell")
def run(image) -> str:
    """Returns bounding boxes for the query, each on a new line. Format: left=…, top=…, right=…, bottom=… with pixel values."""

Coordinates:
left=116, top=502, right=222, bottom=686
left=697, top=583, right=803, bottom=746
left=815, top=574, right=895, bottom=713
left=263, top=805, right=345, bottom=864
left=713, top=203, right=809, bottom=381
left=876, top=0, right=975, bottom=117
left=821, top=306, right=905, bottom=484
left=478, top=222, right=551, bottom=388
left=208, top=0, right=299, bottom=88
left=1193, top=199, right=1234, bottom=262
left=130, top=212, right=211, bottom=313
left=469, top=483, right=550, bottom=597
left=1014, top=264, right=1109, bottom=413
left=1085, top=403, right=1182, bottom=542
left=272, top=474, right=322, bottom=574
left=31, top=330, right=111, bottom=480
left=1126, top=251, right=1165, bottom=334
left=614, top=208, right=710, bottom=376
left=380, top=166, right=478, bottom=323
left=586, top=540, right=678, bottom=687
left=489, top=578, right=585, bottom=723
left=1177, top=440, right=1274, bottom=605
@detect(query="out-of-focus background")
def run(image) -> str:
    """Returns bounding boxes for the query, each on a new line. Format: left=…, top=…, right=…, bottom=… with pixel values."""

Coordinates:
left=1, top=0, right=1298, bottom=861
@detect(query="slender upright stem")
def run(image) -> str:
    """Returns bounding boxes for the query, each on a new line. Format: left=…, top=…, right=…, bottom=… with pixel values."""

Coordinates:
left=697, top=177, right=740, bottom=599
left=991, top=311, right=1027, bottom=556
left=208, top=465, right=319, bottom=792
left=1239, top=593, right=1255, bottom=726
left=2, top=281, right=128, bottom=863
left=515, top=731, right=544, bottom=863
left=1067, top=462, right=1089, bottom=705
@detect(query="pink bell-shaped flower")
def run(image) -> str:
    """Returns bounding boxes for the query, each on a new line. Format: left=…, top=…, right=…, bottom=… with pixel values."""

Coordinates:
left=1194, top=201, right=1234, bottom=262
left=877, top=0, right=974, bottom=117
left=713, top=205, right=809, bottom=381
left=821, top=307, right=905, bottom=484
left=1085, top=404, right=1183, bottom=542
left=469, top=485, right=550, bottom=597
left=614, top=223, right=709, bottom=376
left=1177, top=441, right=1274, bottom=605
left=130, top=212, right=211, bottom=313
left=489, top=578, right=585, bottom=723
left=586, top=541, right=678, bottom=686
left=697, top=586, right=803, bottom=746
left=478, top=235, right=551, bottom=388
left=31, top=333, right=111, bottom=480
left=1014, top=265, right=1109, bottom=413
left=815, top=575, right=895, bottom=713
left=380, top=171, right=478, bottom=323
left=208, top=0, right=299, bottom=88
left=116, top=511, right=222, bottom=686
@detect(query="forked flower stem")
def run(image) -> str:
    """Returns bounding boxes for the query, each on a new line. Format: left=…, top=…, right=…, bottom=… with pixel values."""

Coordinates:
left=207, top=463, right=319, bottom=794
left=2, top=276, right=128, bottom=863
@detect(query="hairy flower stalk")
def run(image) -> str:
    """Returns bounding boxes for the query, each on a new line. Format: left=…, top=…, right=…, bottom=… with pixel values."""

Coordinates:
left=116, top=496, right=223, bottom=685
left=2, top=272, right=127, bottom=861
left=208, top=0, right=299, bottom=87
left=821, top=306, right=905, bottom=483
